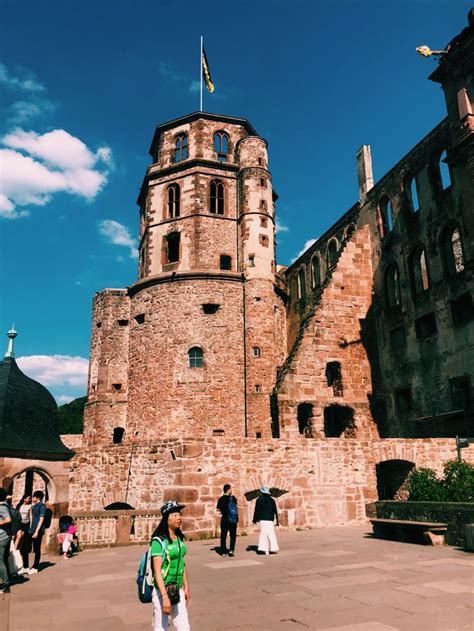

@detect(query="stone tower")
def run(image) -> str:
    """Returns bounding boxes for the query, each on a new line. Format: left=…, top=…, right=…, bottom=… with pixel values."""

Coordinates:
left=84, top=112, right=286, bottom=445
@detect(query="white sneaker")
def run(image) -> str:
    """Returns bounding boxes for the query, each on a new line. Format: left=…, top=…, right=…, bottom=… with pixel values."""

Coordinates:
left=27, top=568, right=38, bottom=575
left=17, top=568, right=26, bottom=575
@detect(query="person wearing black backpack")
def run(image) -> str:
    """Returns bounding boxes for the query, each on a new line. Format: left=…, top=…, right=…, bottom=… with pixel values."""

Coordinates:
left=216, top=484, right=238, bottom=557
left=27, top=490, right=47, bottom=574
left=0, top=488, right=12, bottom=593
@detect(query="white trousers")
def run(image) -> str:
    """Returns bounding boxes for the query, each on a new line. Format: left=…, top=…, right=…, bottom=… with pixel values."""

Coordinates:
left=152, top=588, right=190, bottom=631
left=258, top=520, right=279, bottom=553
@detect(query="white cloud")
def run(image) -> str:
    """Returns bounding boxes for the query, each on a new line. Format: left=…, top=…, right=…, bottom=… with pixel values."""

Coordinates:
left=56, top=395, right=75, bottom=405
left=0, top=63, right=45, bottom=93
left=291, top=239, right=316, bottom=263
left=7, top=98, right=57, bottom=125
left=0, top=193, right=30, bottom=220
left=98, top=219, right=138, bottom=259
left=17, top=355, right=89, bottom=389
left=0, top=130, right=112, bottom=219
left=189, top=80, right=200, bottom=94
left=158, top=61, right=187, bottom=83
left=275, top=220, right=289, bottom=234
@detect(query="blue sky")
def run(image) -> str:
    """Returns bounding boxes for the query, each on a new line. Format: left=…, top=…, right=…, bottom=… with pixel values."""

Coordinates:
left=0, top=0, right=470, bottom=403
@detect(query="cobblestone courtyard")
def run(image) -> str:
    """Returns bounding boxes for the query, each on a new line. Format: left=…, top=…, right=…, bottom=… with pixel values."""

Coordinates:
left=3, top=524, right=474, bottom=631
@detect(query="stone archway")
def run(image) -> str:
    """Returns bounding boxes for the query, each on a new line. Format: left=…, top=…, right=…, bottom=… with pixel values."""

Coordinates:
left=376, top=459, right=415, bottom=500
left=10, top=466, right=55, bottom=507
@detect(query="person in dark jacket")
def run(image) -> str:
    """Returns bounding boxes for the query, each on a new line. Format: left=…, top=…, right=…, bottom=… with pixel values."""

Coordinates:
left=253, top=486, right=279, bottom=555
left=216, top=484, right=238, bottom=557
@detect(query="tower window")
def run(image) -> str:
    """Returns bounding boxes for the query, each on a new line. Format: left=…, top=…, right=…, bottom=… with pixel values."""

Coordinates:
left=255, top=384, right=261, bottom=393
left=260, top=217, right=268, bottom=228
left=259, top=234, right=269, bottom=247
left=219, top=254, right=232, bottom=270
left=252, top=346, right=261, bottom=358
left=117, top=319, right=129, bottom=326
left=410, top=246, right=430, bottom=295
left=213, top=131, right=229, bottom=162
left=112, top=383, right=122, bottom=391
left=174, top=133, right=188, bottom=163
left=166, top=232, right=180, bottom=263
left=134, top=313, right=145, bottom=325
left=326, top=361, right=343, bottom=397
left=259, top=199, right=267, bottom=210
left=259, top=178, right=266, bottom=187
left=113, top=427, right=125, bottom=444
left=167, top=183, right=180, bottom=218
left=248, top=255, right=255, bottom=267
left=210, top=180, right=225, bottom=214
left=202, top=303, right=220, bottom=314
left=385, top=263, right=401, bottom=308
left=188, top=346, right=203, bottom=368
left=258, top=157, right=263, bottom=165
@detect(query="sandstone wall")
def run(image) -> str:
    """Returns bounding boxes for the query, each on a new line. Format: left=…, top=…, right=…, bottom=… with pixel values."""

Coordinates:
left=68, top=437, right=474, bottom=538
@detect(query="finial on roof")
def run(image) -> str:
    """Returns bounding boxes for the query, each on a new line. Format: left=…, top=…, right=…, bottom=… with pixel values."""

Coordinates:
left=5, top=325, right=17, bottom=358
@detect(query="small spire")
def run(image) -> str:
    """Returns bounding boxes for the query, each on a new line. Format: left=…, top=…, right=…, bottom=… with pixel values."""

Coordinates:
left=5, top=324, right=17, bottom=358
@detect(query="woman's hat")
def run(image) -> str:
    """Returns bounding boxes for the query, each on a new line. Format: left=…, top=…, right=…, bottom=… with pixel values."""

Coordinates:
left=260, top=486, right=271, bottom=495
left=160, top=499, right=185, bottom=516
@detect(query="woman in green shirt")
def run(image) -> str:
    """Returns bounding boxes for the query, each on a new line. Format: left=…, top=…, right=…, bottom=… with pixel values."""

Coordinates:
left=151, top=500, right=191, bottom=631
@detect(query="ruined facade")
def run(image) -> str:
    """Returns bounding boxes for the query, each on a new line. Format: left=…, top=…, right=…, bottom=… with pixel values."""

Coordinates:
left=69, top=13, right=474, bottom=531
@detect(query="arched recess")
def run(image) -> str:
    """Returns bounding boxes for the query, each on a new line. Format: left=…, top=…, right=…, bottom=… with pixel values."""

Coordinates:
left=375, top=459, right=415, bottom=500
left=10, top=467, right=55, bottom=506
left=104, top=502, right=135, bottom=510
left=327, top=239, right=338, bottom=268
left=297, top=403, right=313, bottom=436
left=440, top=223, right=465, bottom=276
left=324, top=405, right=356, bottom=437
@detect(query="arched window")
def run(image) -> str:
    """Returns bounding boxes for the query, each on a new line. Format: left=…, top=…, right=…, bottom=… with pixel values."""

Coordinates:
left=431, top=149, right=452, bottom=192
left=113, top=427, right=125, bottom=444
left=406, top=174, right=420, bottom=212
left=380, top=195, right=394, bottom=233
left=441, top=225, right=465, bottom=276
left=311, top=256, right=321, bottom=289
left=327, top=240, right=338, bottom=268
left=174, top=133, right=188, bottom=163
left=167, top=184, right=180, bottom=218
left=188, top=347, right=203, bottom=368
left=297, top=267, right=306, bottom=300
left=210, top=180, right=224, bottom=214
left=385, top=263, right=401, bottom=307
left=213, top=131, right=229, bottom=162
left=344, top=224, right=356, bottom=239
left=411, top=247, right=430, bottom=294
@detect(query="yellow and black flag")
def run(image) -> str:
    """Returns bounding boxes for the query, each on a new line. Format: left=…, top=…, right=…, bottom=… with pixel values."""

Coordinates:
left=202, top=46, right=215, bottom=93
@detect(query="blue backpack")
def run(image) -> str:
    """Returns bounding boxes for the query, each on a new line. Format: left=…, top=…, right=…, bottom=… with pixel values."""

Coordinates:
left=137, top=536, right=166, bottom=603
left=228, top=496, right=238, bottom=524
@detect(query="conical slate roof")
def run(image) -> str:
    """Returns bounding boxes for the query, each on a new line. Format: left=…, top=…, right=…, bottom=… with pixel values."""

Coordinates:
left=0, top=356, right=74, bottom=460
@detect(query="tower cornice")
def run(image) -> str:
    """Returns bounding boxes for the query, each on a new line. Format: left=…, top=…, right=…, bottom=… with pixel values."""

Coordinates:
left=128, top=269, right=244, bottom=298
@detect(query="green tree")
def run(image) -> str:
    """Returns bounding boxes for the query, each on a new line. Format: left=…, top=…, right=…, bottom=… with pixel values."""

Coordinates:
left=406, top=467, right=447, bottom=501
left=58, top=396, right=86, bottom=434
left=442, top=460, right=474, bottom=502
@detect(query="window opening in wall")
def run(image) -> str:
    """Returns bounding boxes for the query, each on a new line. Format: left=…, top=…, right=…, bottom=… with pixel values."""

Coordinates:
left=166, top=232, right=180, bottom=263
left=96, top=322, right=102, bottom=328
left=324, top=405, right=355, bottom=438
left=188, top=346, right=203, bottom=368
left=389, top=326, right=406, bottom=351
left=260, top=216, right=268, bottom=228
left=213, top=131, right=229, bottom=162
left=112, top=383, right=122, bottom=391
left=408, top=175, right=420, bottom=211
left=134, top=313, right=145, bottom=324
left=167, top=183, right=180, bottom=218
left=256, top=431, right=262, bottom=438
left=345, top=224, right=356, bottom=239
left=210, top=180, right=225, bottom=214
left=395, top=388, right=412, bottom=415
left=113, top=427, right=125, bottom=444
left=255, top=384, right=261, bottom=393
left=380, top=196, right=394, bottom=233
left=451, top=292, right=473, bottom=326
left=311, top=256, right=321, bottom=289
left=219, top=254, right=232, bottom=270
left=297, top=267, right=306, bottom=300
left=174, top=133, right=188, bottom=163
left=259, top=178, right=265, bottom=187
left=252, top=346, right=261, bottom=358
left=450, top=376, right=471, bottom=410
left=117, top=319, right=129, bottom=326
left=411, top=247, right=430, bottom=294
left=327, top=240, right=338, bottom=268
left=376, top=460, right=415, bottom=500
left=442, top=225, right=465, bottom=276
left=202, top=303, right=220, bottom=314
left=170, top=450, right=177, bottom=461
left=439, top=150, right=452, bottom=189
left=248, top=254, right=255, bottom=267
left=297, top=403, right=313, bottom=437
left=259, top=234, right=269, bottom=247
left=415, top=312, right=437, bottom=339
left=258, top=157, right=263, bottom=165
left=212, top=429, right=225, bottom=436
left=259, top=199, right=267, bottom=210
left=385, top=264, right=401, bottom=308
left=326, top=361, right=343, bottom=397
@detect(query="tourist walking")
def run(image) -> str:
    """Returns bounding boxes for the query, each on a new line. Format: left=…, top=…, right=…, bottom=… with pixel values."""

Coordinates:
left=15, top=494, right=32, bottom=573
left=253, top=486, right=279, bottom=554
left=0, top=488, right=12, bottom=593
left=28, top=490, right=47, bottom=574
left=151, top=500, right=190, bottom=631
left=216, top=484, right=238, bottom=557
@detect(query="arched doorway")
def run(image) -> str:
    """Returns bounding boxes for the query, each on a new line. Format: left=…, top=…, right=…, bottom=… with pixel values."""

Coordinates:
left=376, top=460, right=415, bottom=500
left=9, top=467, right=54, bottom=507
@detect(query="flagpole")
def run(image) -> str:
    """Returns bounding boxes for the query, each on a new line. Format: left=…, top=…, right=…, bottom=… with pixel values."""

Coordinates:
left=200, top=35, right=203, bottom=112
